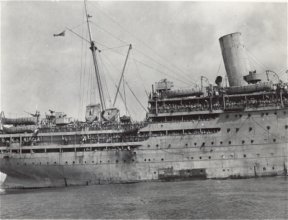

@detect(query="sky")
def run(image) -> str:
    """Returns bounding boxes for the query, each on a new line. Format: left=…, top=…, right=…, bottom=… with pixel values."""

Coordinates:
left=1, top=0, right=287, bottom=121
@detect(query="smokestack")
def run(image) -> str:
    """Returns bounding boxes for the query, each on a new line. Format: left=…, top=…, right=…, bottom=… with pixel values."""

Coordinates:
left=219, top=32, right=251, bottom=87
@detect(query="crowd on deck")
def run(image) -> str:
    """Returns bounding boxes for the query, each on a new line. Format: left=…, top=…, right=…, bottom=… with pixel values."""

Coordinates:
left=149, top=94, right=286, bottom=114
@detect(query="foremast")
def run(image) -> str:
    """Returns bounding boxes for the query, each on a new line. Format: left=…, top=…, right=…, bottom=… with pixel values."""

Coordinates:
left=84, top=0, right=106, bottom=112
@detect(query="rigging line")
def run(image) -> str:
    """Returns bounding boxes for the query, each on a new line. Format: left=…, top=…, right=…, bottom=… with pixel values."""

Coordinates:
left=66, top=27, right=90, bottom=43
left=246, top=53, right=267, bottom=72
left=134, top=59, right=193, bottom=86
left=133, top=57, right=149, bottom=97
left=216, top=60, right=222, bottom=75
left=98, top=54, right=112, bottom=106
left=101, top=44, right=192, bottom=86
left=78, top=4, right=86, bottom=118
left=133, top=48, right=196, bottom=85
left=92, top=1, right=193, bottom=81
left=245, top=48, right=268, bottom=70
left=124, top=80, right=148, bottom=113
left=69, top=21, right=87, bottom=31
left=90, top=21, right=129, bottom=45
left=66, top=27, right=109, bottom=51
left=100, top=56, right=132, bottom=117
left=100, top=44, right=131, bottom=51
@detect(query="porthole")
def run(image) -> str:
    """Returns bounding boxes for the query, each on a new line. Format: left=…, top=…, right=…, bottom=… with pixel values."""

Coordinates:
left=234, top=115, right=237, bottom=118
left=242, top=140, right=245, bottom=144
left=123, top=160, right=126, bottom=163
left=267, top=126, right=270, bottom=130
left=273, top=139, right=276, bottom=142
left=266, top=113, right=269, bottom=116
left=226, top=115, right=229, bottom=119
left=154, top=171, right=157, bottom=174
left=92, top=161, right=94, bottom=163
left=220, top=141, right=223, bottom=145
left=132, top=159, right=135, bottom=162
left=144, top=159, right=146, bottom=162
left=211, top=142, right=214, bottom=145
left=251, top=140, right=254, bottom=144
left=284, top=111, right=286, bottom=115
left=148, top=159, right=151, bottom=161
left=161, top=158, right=164, bottom=161
left=47, top=162, right=49, bottom=165
left=185, top=143, right=188, bottom=147
left=248, top=114, right=251, bottom=117
left=134, top=152, right=136, bottom=155
left=208, top=156, right=211, bottom=159
left=199, top=156, right=202, bottom=159
left=202, top=142, right=205, bottom=147
left=72, top=161, right=75, bottom=164
left=100, top=160, right=102, bottom=163
left=285, top=125, right=288, bottom=129
left=194, top=143, right=197, bottom=146
left=223, top=169, right=225, bottom=172
left=236, top=128, right=239, bottom=132
left=156, top=144, right=159, bottom=147
left=65, top=161, right=68, bottom=164
left=116, top=160, right=118, bottom=163
left=227, top=128, right=231, bottom=133
left=243, top=154, right=246, bottom=158
left=249, top=127, right=253, bottom=132
left=39, top=162, right=41, bottom=165
left=228, top=141, right=231, bottom=145
left=147, top=145, right=150, bottom=148
left=239, top=114, right=242, bottom=117
left=54, top=162, right=56, bottom=164
left=191, top=157, right=194, bottom=159
left=263, top=167, right=266, bottom=171
left=107, top=160, right=109, bottom=163
left=274, top=112, right=277, bottom=115
left=85, top=161, right=87, bottom=164
left=272, top=166, right=275, bottom=170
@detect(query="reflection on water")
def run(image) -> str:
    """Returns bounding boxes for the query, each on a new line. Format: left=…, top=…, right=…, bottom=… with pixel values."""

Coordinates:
left=0, top=177, right=287, bottom=219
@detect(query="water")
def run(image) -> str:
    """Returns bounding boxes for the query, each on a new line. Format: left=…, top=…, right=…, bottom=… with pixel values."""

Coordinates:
left=0, top=177, right=287, bottom=219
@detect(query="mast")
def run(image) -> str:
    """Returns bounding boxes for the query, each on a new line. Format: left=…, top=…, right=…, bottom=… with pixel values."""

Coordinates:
left=84, top=0, right=106, bottom=111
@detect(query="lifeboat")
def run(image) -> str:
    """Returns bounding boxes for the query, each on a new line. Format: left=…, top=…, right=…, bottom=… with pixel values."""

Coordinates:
left=226, top=82, right=274, bottom=95
left=1, top=117, right=37, bottom=125
left=2, top=125, right=38, bottom=134
left=165, top=89, right=203, bottom=98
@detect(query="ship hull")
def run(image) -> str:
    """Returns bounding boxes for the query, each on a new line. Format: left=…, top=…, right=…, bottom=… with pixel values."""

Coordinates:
left=1, top=138, right=287, bottom=188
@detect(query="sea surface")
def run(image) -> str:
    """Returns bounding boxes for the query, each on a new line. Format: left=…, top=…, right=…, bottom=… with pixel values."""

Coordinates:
left=0, top=177, right=287, bottom=219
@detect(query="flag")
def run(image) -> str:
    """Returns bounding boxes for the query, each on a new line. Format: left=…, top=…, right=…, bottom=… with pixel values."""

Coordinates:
left=53, top=30, right=65, bottom=37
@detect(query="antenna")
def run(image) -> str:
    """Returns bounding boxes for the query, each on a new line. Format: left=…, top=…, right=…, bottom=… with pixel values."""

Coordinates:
left=84, top=0, right=106, bottom=111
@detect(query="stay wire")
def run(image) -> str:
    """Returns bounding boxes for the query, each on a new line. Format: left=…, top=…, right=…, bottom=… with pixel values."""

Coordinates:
left=91, top=1, right=196, bottom=84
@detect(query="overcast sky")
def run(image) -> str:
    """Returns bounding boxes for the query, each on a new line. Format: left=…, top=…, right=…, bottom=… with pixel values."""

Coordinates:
left=1, top=0, right=287, bottom=121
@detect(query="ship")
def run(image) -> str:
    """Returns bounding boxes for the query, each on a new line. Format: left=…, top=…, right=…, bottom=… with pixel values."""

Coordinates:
left=0, top=1, right=287, bottom=188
